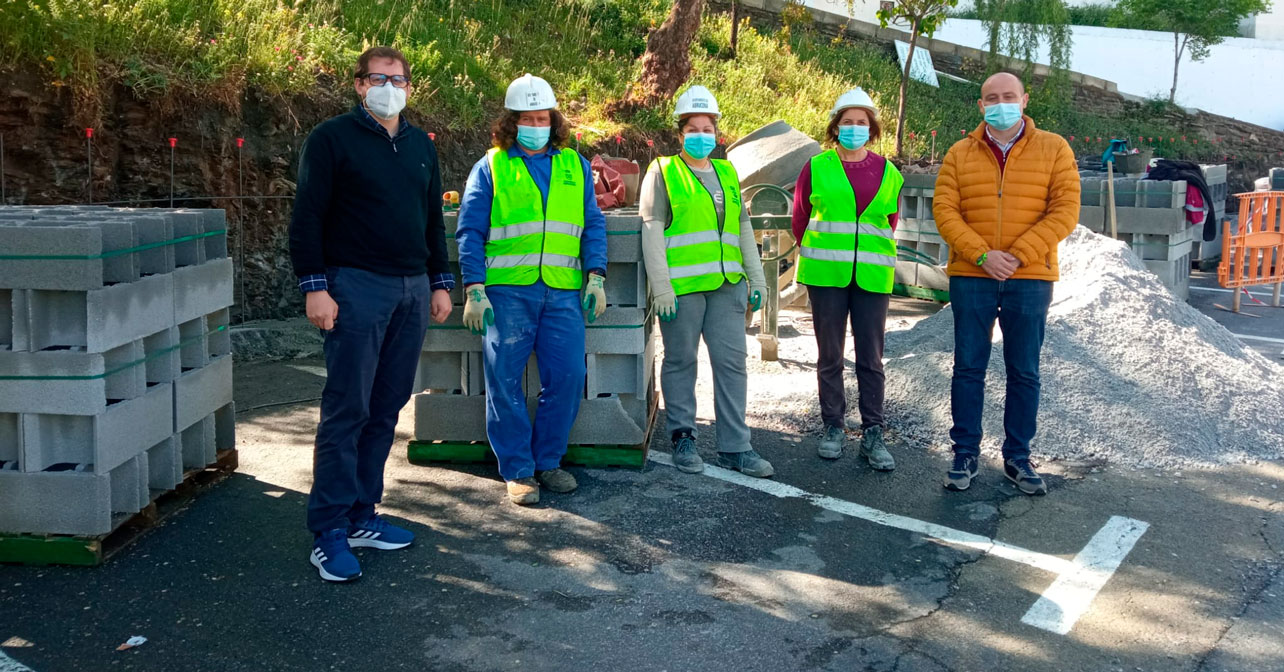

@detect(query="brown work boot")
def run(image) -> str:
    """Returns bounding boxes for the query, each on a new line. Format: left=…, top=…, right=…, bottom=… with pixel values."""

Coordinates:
left=507, top=478, right=540, bottom=505
left=536, top=468, right=578, bottom=493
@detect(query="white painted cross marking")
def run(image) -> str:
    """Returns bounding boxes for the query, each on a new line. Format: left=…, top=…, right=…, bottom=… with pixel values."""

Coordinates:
left=648, top=452, right=1150, bottom=635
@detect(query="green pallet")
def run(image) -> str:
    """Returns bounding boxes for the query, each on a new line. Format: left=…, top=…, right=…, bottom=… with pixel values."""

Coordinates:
left=0, top=535, right=105, bottom=566
left=892, top=282, right=950, bottom=303
left=408, top=441, right=647, bottom=469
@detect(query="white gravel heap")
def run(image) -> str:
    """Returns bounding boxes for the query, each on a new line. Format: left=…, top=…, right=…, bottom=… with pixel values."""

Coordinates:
left=880, top=226, right=1284, bottom=468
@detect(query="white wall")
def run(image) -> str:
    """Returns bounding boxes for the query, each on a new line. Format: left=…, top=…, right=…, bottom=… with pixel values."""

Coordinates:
left=802, top=0, right=880, bottom=24
left=929, top=19, right=1284, bottom=130
left=1243, top=3, right=1284, bottom=40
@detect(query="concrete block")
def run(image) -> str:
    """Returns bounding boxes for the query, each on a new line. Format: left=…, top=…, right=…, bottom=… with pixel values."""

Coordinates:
left=586, top=334, right=655, bottom=398
left=422, top=317, right=483, bottom=353
left=18, top=382, right=172, bottom=473
left=902, top=173, right=938, bottom=190
left=174, top=355, right=233, bottom=432
left=1081, top=177, right=1102, bottom=206
left=1114, top=207, right=1190, bottom=236
left=185, top=208, right=229, bottom=260
left=606, top=262, right=646, bottom=307
left=1079, top=205, right=1105, bottom=233
left=1140, top=180, right=1186, bottom=209
left=169, top=211, right=207, bottom=268
left=1126, top=228, right=1195, bottom=262
left=173, top=258, right=234, bottom=325
left=0, top=224, right=104, bottom=290
left=414, top=351, right=467, bottom=392
left=586, top=308, right=648, bottom=354
left=567, top=392, right=651, bottom=445
left=109, top=454, right=149, bottom=515
left=1270, top=167, right=1284, bottom=190
left=0, top=289, right=12, bottom=350
left=179, top=415, right=216, bottom=469
left=207, top=308, right=232, bottom=359
left=414, top=393, right=487, bottom=442
left=144, top=327, right=181, bottom=385
left=1143, top=256, right=1192, bottom=296
left=606, top=232, right=642, bottom=262
left=133, top=215, right=176, bottom=276
left=146, top=435, right=183, bottom=492
left=214, top=402, right=236, bottom=452
left=178, top=316, right=209, bottom=370
left=0, top=469, right=113, bottom=535
left=414, top=389, right=652, bottom=446
left=10, top=272, right=175, bottom=353
left=604, top=213, right=643, bottom=233
left=0, top=413, right=18, bottom=464
left=0, top=340, right=146, bottom=415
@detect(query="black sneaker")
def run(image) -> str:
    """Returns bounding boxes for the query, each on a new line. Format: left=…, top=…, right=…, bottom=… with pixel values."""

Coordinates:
left=944, top=454, right=979, bottom=491
left=1004, top=458, right=1048, bottom=496
left=672, top=431, right=704, bottom=474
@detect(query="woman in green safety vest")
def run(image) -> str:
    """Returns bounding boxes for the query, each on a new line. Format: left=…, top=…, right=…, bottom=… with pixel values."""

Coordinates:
left=790, top=87, right=903, bottom=470
left=639, top=84, right=773, bottom=479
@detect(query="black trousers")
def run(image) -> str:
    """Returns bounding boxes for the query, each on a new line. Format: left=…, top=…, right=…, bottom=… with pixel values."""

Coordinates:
left=808, top=283, right=890, bottom=430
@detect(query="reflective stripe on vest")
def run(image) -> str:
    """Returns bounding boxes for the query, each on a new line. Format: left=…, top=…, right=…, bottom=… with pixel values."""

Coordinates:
left=796, top=150, right=903, bottom=293
left=653, top=155, right=745, bottom=296
left=485, top=147, right=587, bottom=289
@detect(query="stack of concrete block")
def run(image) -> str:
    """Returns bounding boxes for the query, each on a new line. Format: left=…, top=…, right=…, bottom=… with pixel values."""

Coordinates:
left=0, top=206, right=234, bottom=537
left=1270, top=167, right=1284, bottom=191
left=1079, top=177, right=1196, bottom=299
left=895, top=174, right=948, bottom=266
left=1192, top=164, right=1229, bottom=264
left=412, top=211, right=656, bottom=450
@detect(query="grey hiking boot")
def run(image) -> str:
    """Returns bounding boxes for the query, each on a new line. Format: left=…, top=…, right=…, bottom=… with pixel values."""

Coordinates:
left=507, top=478, right=540, bottom=505
left=1004, top=458, right=1048, bottom=496
left=859, top=426, right=895, bottom=471
left=817, top=425, right=845, bottom=460
left=536, top=468, right=578, bottom=493
left=717, top=450, right=774, bottom=478
left=672, top=431, right=704, bottom=474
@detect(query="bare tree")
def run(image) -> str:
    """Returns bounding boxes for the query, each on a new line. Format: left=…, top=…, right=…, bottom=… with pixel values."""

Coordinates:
left=877, top=0, right=958, bottom=157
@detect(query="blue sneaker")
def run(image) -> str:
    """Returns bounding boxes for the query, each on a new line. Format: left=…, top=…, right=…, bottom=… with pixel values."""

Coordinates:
left=944, top=454, right=979, bottom=491
left=1004, top=458, right=1048, bottom=496
left=310, top=528, right=361, bottom=582
left=348, top=514, right=414, bottom=550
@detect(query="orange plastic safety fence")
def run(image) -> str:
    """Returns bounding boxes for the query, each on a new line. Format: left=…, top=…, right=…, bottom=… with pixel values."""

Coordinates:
left=1219, top=191, right=1284, bottom=289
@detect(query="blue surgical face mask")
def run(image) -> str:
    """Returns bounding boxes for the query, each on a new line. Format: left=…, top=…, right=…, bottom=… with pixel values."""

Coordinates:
left=516, top=124, right=551, bottom=151
left=837, top=125, right=870, bottom=151
left=683, top=132, right=717, bottom=160
left=984, top=103, right=1023, bottom=131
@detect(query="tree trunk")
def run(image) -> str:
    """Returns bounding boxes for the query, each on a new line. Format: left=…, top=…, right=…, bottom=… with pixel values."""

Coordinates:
left=1169, top=32, right=1181, bottom=104
left=730, top=0, right=740, bottom=57
left=609, top=0, right=706, bottom=116
left=896, top=19, right=920, bottom=157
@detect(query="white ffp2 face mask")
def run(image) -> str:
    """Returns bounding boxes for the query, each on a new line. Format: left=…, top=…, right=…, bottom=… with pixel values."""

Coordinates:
left=365, top=83, right=407, bottom=120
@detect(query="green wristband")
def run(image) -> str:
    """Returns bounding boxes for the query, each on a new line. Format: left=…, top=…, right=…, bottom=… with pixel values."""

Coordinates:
left=977, top=252, right=988, bottom=266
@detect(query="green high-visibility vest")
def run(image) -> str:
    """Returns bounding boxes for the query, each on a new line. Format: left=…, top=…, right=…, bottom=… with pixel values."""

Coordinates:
left=797, top=150, right=902, bottom=293
left=654, top=155, right=745, bottom=296
left=485, top=147, right=586, bottom=290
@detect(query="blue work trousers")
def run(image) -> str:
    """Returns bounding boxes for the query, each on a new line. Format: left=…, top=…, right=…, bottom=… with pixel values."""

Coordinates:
left=483, top=281, right=586, bottom=481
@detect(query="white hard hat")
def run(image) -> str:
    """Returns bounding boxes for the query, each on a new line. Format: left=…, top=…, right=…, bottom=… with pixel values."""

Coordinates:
left=504, top=73, right=557, bottom=111
left=830, top=87, right=878, bottom=120
left=674, top=85, right=721, bottom=120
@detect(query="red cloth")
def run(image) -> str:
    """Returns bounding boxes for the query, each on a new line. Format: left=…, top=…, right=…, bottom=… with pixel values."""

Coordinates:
left=791, top=151, right=899, bottom=242
left=590, top=155, right=626, bottom=209
left=1185, top=186, right=1206, bottom=226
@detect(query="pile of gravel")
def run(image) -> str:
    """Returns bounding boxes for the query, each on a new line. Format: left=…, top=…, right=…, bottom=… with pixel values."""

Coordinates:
left=878, top=226, right=1284, bottom=468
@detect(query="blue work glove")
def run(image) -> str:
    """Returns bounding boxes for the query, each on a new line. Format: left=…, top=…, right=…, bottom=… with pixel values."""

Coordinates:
left=463, top=285, right=493, bottom=335
left=653, top=291, right=678, bottom=322
left=582, top=273, right=606, bottom=323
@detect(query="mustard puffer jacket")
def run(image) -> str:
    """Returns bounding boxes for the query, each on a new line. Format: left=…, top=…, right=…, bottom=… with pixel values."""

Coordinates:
left=933, top=116, right=1081, bottom=281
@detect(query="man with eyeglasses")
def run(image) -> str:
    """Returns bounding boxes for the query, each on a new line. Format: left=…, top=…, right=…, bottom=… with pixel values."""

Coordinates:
left=289, top=46, right=453, bottom=582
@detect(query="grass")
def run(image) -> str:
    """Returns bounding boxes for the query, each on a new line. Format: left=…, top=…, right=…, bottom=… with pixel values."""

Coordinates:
left=0, top=0, right=1220, bottom=162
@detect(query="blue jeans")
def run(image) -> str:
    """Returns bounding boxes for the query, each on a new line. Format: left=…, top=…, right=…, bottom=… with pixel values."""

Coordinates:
left=483, top=281, right=586, bottom=481
left=949, top=276, right=1053, bottom=461
left=308, top=267, right=431, bottom=534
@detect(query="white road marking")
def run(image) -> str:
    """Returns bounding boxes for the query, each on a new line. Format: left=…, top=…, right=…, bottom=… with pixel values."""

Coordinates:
left=648, top=452, right=1149, bottom=635
left=1230, top=332, right=1284, bottom=345
left=1189, top=286, right=1277, bottom=297
left=0, top=651, right=34, bottom=672
left=1020, top=515, right=1150, bottom=634
left=286, top=364, right=329, bottom=378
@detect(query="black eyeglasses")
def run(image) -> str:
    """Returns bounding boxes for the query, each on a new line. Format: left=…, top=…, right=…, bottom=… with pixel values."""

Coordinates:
left=358, top=73, right=411, bottom=88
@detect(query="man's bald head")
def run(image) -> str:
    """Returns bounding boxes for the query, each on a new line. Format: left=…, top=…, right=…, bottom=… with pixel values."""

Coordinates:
left=978, top=72, right=1029, bottom=126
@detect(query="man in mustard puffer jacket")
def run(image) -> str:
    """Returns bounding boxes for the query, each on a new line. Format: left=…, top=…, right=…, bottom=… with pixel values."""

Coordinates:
left=933, top=72, right=1080, bottom=496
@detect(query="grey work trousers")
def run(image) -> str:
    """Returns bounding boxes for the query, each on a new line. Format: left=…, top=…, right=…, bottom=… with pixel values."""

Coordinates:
left=658, top=279, right=752, bottom=453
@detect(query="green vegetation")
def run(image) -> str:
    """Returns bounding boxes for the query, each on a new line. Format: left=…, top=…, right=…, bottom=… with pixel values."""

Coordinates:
left=0, top=0, right=1219, bottom=161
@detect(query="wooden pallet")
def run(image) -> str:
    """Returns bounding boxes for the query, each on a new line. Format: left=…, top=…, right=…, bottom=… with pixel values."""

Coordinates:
left=0, top=449, right=239, bottom=567
left=409, top=384, right=660, bottom=470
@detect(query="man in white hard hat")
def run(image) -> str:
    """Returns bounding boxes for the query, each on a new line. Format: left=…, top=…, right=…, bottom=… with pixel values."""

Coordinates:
left=639, top=84, right=773, bottom=478
left=455, top=73, right=608, bottom=505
